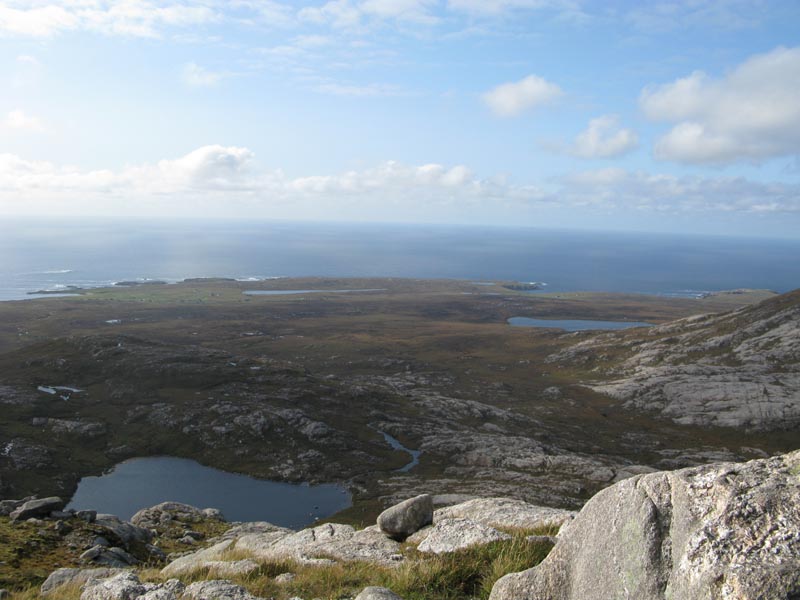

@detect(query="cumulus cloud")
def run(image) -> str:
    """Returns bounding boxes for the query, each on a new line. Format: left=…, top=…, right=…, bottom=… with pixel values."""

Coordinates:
left=482, top=75, right=562, bottom=117
left=0, top=1, right=218, bottom=38
left=570, top=115, right=638, bottom=159
left=3, top=109, right=45, bottom=132
left=640, top=46, right=800, bottom=164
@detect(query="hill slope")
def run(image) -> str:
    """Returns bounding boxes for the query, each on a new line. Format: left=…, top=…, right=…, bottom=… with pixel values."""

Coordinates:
left=548, top=289, right=800, bottom=431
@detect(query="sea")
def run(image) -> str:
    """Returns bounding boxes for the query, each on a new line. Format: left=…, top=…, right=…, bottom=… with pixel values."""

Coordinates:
left=1, top=217, right=799, bottom=301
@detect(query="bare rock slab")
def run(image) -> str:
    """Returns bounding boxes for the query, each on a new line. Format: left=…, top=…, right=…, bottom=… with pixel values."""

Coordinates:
left=183, top=579, right=266, bottom=600
left=377, top=494, right=433, bottom=540
left=434, top=497, right=575, bottom=531
left=490, top=450, right=800, bottom=600
left=417, top=517, right=510, bottom=554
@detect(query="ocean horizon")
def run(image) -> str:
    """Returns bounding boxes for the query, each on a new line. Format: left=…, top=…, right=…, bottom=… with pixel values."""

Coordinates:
left=1, top=217, right=799, bottom=301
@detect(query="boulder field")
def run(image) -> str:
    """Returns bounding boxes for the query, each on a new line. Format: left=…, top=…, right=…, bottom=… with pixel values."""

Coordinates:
left=2, top=450, right=796, bottom=600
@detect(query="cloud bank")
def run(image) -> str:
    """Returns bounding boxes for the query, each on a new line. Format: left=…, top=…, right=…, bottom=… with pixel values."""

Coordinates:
left=1, top=146, right=797, bottom=220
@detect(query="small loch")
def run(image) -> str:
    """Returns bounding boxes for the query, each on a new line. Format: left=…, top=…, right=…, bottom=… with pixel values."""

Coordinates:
left=66, top=456, right=351, bottom=527
left=508, top=317, right=653, bottom=331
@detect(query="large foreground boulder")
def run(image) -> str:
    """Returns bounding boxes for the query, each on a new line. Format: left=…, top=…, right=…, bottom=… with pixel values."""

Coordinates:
left=490, top=450, right=800, bottom=600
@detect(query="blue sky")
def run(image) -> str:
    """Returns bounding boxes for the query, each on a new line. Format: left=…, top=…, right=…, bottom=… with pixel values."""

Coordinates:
left=1, top=0, right=799, bottom=237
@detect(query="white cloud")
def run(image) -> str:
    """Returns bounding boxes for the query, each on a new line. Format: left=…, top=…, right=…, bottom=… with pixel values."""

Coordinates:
left=1, top=147, right=798, bottom=220
left=557, top=168, right=800, bottom=213
left=448, top=0, right=575, bottom=16
left=360, top=0, right=438, bottom=23
left=182, top=62, right=224, bottom=86
left=570, top=115, right=638, bottom=159
left=0, top=1, right=218, bottom=38
left=482, top=74, right=562, bottom=117
left=3, top=109, right=45, bottom=132
left=640, top=46, right=800, bottom=164
left=298, top=0, right=437, bottom=28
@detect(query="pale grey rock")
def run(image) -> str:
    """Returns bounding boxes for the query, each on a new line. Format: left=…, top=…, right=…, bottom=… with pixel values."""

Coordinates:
left=80, top=572, right=146, bottom=600
left=354, top=586, right=404, bottom=600
left=41, top=568, right=123, bottom=595
left=139, top=579, right=185, bottom=600
left=201, top=559, right=261, bottom=577
left=490, top=450, right=800, bottom=600
left=404, top=525, right=433, bottom=545
left=182, top=579, right=266, bottom=600
left=160, top=539, right=235, bottom=577
left=377, top=494, right=433, bottom=540
left=274, top=573, right=296, bottom=584
left=548, top=293, right=800, bottom=431
left=218, top=521, right=286, bottom=540
left=233, top=522, right=404, bottom=566
left=417, top=518, right=510, bottom=554
left=131, top=501, right=225, bottom=529
left=433, top=497, right=575, bottom=531
left=10, top=496, right=63, bottom=521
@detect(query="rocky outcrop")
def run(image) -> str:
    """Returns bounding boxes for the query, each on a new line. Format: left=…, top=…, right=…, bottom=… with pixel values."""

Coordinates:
left=377, top=494, right=433, bottom=540
left=131, top=502, right=224, bottom=530
left=548, top=290, right=800, bottom=432
left=235, top=522, right=405, bottom=566
left=9, top=496, right=64, bottom=521
left=80, top=572, right=186, bottom=600
left=490, top=450, right=800, bottom=600
left=182, top=580, right=265, bottom=600
left=433, top=497, right=574, bottom=531
left=41, top=567, right=123, bottom=595
left=417, top=517, right=510, bottom=554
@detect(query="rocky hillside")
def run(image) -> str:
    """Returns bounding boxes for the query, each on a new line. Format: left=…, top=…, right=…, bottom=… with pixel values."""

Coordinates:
left=1, top=450, right=798, bottom=599
left=548, top=288, right=800, bottom=431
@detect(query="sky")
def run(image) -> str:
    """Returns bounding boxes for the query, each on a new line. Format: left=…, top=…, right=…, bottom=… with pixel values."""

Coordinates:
left=1, top=0, right=800, bottom=237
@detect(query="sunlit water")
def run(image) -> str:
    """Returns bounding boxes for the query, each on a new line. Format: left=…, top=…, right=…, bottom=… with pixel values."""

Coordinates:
left=2, top=218, right=799, bottom=300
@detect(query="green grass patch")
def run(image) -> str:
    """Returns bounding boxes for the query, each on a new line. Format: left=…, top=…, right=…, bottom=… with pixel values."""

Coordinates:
left=159, top=530, right=552, bottom=600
